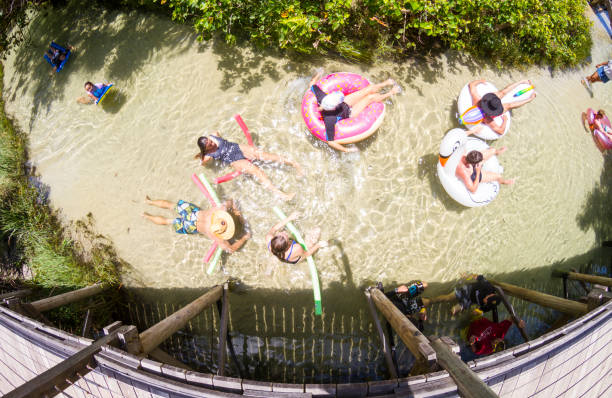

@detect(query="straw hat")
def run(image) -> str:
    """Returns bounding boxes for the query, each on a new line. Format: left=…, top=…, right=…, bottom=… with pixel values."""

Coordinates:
left=211, top=210, right=235, bottom=240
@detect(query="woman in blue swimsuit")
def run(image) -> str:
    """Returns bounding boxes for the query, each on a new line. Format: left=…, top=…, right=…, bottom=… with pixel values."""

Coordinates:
left=265, top=211, right=327, bottom=264
left=196, top=132, right=303, bottom=201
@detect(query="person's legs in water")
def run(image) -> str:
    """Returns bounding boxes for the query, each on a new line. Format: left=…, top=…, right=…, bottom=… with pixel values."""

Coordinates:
left=142, top=213, right=173, bottom=225
left=350, top=85, right=401, bottom=118
left=144, top=196, right=174, bottom=209
left=344, top=79, right=395, bottom=107
left=231, top=159, right=295, bottom=201
left=481, top=171, right=514, bottom=185
left=480, top=146, right=507, bottom=163
left=240, top=146, right=304, bottom=176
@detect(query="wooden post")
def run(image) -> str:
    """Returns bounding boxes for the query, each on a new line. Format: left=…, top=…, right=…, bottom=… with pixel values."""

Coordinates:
left=369, top=288, right=436, bottom=368
left=139, top=285, right=222, bottom=354
left=422, top=292, right=456, bottom=307
left=488, top=280, right=588, bottom=317
left=30, top=284, right=107, bottom=312
left=3, top=325, right=126, bottom=398
left=495, top=286, right=529, bottom=342
left=430, top=337, right=497, bottom=398
left=565, top=272, right=612, bottom=288
left=0, top=289, right=32, bottom=301
left=217, top=283, right=229, bottom=376
left=364, top=289, right=398, bottom=379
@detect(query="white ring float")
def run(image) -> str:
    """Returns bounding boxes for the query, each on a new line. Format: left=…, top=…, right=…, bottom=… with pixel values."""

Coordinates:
left=457, top=81, right=535, bottom=140
left=437, top=128, right=503, bottom=207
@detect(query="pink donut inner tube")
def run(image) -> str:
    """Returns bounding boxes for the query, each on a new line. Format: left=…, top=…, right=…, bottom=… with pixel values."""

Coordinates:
left=586, top=108, right=612, bottom=150
left=301, top=72, right=386, bottom=144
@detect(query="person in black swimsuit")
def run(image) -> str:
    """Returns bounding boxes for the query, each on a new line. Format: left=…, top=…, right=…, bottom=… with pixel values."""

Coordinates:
left=196, top=132, right=303, bottom=201
left=308, top=71, right=400, bottom=152
left=455, top=147, right=514, bottom=193
left=265, top=211, right=328, bottom=264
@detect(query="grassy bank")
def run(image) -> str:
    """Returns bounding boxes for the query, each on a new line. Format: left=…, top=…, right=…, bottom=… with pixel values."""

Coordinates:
left=0, top=64, right=120, bottom=289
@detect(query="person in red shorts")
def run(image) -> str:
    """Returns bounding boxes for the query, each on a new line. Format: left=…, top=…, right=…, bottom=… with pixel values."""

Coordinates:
left=467, top=317, right=526, bottom=356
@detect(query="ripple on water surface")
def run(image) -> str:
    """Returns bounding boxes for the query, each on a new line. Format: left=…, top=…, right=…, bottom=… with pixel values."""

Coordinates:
left=2, top=4, right=611, bottom=291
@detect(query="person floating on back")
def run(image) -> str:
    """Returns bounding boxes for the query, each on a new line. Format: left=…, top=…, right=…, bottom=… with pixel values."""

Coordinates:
left=581, top=60, right=612, bottom=91
left=266, top=211, right=327, bottom=264
left=142, top=196, right=250, bottom=253
left=196, top=132, right=303, bottom=201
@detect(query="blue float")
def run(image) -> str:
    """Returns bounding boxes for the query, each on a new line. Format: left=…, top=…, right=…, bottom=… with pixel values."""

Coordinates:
left=43, top=42, right=71, bottom=72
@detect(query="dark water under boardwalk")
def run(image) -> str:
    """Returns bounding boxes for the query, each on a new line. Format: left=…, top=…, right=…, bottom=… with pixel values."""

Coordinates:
left=122, top=247, right=612, bottom=384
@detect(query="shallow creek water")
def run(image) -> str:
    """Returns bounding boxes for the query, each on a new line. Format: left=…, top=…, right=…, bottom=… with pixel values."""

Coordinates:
left=3, top=3, right=612, bottom=297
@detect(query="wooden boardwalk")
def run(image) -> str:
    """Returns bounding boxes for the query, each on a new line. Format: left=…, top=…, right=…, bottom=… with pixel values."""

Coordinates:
left=0, top=297, right=610, bottom=397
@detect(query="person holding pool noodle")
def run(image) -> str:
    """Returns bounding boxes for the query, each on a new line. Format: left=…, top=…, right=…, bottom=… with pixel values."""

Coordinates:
left=266, top=211, right=328, bottom=264
left=196, top=132, right=303, bottom=201
left=272, top=207, right=324, bottom=315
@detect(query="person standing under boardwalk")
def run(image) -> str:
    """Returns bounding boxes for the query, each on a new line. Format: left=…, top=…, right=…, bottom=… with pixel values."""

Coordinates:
left=195, top=133, right=303, bottom=201
left=448, top=274, right=501, bottom=317
left=467, top=316, right=526, bottom=355
left=142, top=196, right=250, bottom=253
left=380, top=281, right=429, bottom=331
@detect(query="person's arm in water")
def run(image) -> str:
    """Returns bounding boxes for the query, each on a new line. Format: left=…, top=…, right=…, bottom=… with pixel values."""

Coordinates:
left=485, top=114, right=508, bottom=135
left=265, top=212, right=299, bottom=243
left=301, top=241, right=328, bottom=259
left=226, top=232, right=251, bottom=252
left=468, top=79, right=486, bottom=104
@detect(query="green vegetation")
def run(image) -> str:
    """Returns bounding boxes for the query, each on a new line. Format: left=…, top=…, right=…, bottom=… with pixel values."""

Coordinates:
left=0, top=65, right=120, bottom=289
left=155, top=0, right=592, bottom=66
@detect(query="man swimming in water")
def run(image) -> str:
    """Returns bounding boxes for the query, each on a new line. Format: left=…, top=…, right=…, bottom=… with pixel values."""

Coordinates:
left=456, top=147, right=514, bottom=193
left=142, top=196, right=250, bottom=253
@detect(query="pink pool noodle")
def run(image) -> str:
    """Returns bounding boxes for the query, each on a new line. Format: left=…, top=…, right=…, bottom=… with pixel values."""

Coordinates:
left=204, top=242, right=218, bottom=262
left=215, top=114, right=254, bottom=184
left=191, top=173, right=216, bottom=206
left=234, top=114, right=254, bottom=145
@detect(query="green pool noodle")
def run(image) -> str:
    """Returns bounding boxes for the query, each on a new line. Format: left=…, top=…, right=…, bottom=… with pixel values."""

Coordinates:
left=197, top=173, right=224, bottom=275
left=272, top=206, right=322, bottom=315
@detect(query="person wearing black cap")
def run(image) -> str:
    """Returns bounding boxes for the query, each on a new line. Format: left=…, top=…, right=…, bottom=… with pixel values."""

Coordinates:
left=451, top=274, right=501, bottom=316
left=467, top=79, right=536, bottom=136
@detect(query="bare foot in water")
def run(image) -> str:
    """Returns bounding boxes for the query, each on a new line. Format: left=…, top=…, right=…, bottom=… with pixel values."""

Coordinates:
left=145, top=195, right=152, bottom=205
left=496, top=146, right=508, bottom=156
left=501, top=178, right=515, bottom=186
left=282, top=192, right=296, bottom=201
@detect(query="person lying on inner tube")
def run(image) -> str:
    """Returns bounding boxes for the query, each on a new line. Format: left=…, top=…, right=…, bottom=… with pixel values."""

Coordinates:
left=308, top=70, right=400, bottom=153
left=582, top=109, right=612, bottom=138
left=382, top=281, right=429, bottom=331
left=467, top=79, right=536, bottom=136
left=142, top=196, right=250, bottom=253
left=265, top=211, right=328, bottom=264
left=455, top=147, right=514, bottom=193
left=81, top=81, right=111, bottom=103
left=467, top=316, right=526, bottom=356
left=45, top=44, right=73, bottom=73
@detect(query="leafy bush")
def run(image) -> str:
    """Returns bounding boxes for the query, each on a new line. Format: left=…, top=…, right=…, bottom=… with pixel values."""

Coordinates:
left=154, top=0, right=592, bottom=66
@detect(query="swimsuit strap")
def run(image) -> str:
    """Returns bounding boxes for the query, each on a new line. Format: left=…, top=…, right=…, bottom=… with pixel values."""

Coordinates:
left=285, top=241, right=297, bottom=261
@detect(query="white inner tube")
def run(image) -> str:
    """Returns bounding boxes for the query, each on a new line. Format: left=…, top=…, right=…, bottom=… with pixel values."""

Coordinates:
left=438, top=128, right=503, bottom=207
left=457, top=82, right=511, bottom=141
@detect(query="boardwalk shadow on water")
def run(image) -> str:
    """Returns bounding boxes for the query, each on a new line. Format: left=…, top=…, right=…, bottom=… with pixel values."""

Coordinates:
left=121, top=246, right=610, bottom=384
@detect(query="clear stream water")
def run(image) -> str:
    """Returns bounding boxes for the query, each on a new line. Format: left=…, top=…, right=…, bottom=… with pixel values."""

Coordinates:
left=3, top=3, right=611, bottom=294
left=3, top=1, right=612, bottom=383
